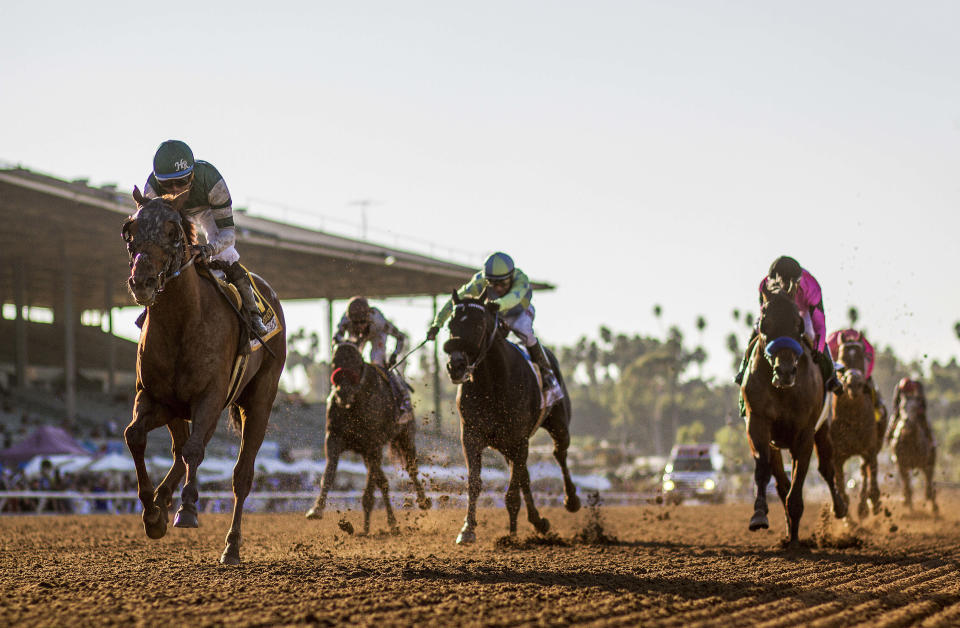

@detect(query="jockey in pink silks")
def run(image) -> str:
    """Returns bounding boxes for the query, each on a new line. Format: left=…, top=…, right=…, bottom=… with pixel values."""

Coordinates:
left=827, top=328, right=885, bottom=419
left=735, top=256, right=841, bottom=415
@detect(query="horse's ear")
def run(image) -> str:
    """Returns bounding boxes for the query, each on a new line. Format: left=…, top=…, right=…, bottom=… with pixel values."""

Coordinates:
left=132, top=186, right=145, bottom=207
left=451, top=290, right=460, bottom=305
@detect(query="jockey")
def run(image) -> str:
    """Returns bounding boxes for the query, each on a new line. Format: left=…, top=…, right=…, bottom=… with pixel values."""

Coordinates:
left=888, top=377, right=934, bottom=443
left=334, top=296, right=413, bottom=423
left=827, top=328, right=884, bottom=420
left=427, top=252, right=562, bottom=401
left=735, top=256, right=841, bottom=396
left=143, top=139, right=268, bottom=336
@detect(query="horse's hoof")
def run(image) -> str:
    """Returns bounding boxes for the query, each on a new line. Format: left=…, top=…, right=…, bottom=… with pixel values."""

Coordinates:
left=305, top=507, right=323, bottom=520
left=749, top=512, right=769, bottom=531
left=456, top=529, right=476, bottom=545
left=220, top=550, right=241, bottom=565
left=534, top=517, right=551, bottom=535
left=857, top=502, right=869, bottom=520
left=833, top=499, right=848, bottom=520
left=565, top=494, right=581, bottom=513
left=173, top=507, right=199, bottom=528
left=143, top=509, right=167, bottom=540
left=418, top=497, right=432, bottom=510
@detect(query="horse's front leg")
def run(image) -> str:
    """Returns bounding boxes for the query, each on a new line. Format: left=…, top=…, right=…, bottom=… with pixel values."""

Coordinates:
left=360, top=459, right=377, bottom=536
left=866, top=454, right=882, bottom=516
left=814, top=422, right=847, bottom=519
left=371, top=455, right=398, bottom=534
left=307, top=435, right=342, bottom=519
left=124, top=391, right=175, bottom=539
left=747, top=417, right=772, bottom=531
left=175, top=394, right=222, bottom=529
left=505, top=458, right=522, bottom=536
left=785, top=437, right=815, bottom=548
left=925, top=459, right=938, bottom=515
left=155, top=419, right=189, bottom=513
left=517, top=455, right=550, bottom=535
left=899, top=464, right=913, bottom=510
left=456, top=432, right=483, bottom=545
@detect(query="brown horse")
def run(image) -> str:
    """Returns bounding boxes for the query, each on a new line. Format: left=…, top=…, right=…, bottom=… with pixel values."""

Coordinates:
left=831, top=338, right=886, bottom=519
left=890, top=396, right=938, bottom=514
left=305, top=342, right=430, bottom=533
left=121, top=189, right=286, bottom=564
left=742, top=285, right=847, bottom=547
left=443, top=293, right=579, bottom=545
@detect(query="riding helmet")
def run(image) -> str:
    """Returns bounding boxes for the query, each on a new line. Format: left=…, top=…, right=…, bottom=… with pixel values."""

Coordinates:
left=153, top=140, right=195, bottom=181
left=483, top=252, right=515, bottom=282
left=898, top=377, right=921, bottom=395
left=346, top=296, right=371, bottom=322
left=768, top=256, right=802, bottom=282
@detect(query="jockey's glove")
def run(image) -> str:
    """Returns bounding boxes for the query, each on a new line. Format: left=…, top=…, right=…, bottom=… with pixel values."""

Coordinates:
left=426, top=326, right=440, bottom=341
left=190, top=244, right=212, bottom=261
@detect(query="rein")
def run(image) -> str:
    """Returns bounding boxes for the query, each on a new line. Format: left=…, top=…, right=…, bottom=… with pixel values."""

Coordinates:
left=455, top=303, right=500, bottom=383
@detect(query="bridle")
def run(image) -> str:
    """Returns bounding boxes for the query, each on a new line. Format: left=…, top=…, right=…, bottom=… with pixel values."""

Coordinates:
left=126, top=210, right=197, bottom=297
left=451, top=302, right=500, bottom=383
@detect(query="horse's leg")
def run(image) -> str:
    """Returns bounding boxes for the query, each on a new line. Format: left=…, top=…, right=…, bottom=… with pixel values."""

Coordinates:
left=456, top=432, right=483, bottom=545
left=360, top=455, right=377, bottom=536
left=175, top=395, right=222, bottom=529
left=747, top=418, right=773, bottom=531
left=505, top=457, right=522, bottom=536
left=124, top=391, right=175, bottom=539
left=155, top=419, right=189, bottom=512
left=899, top=464, right=913, bottom=510
left=770, top=448, right=790, bottom=507
left=543, top=410, right=580, bottom=512
left=371, top=451, right=399, bottom=534
left=814, top=422, right=848, bottom=519
left=307, top=432, right=340, bottom=518
left=785, top=437, right=814, bottom=548
left=220, top=389, right=273, bottom=565
left=834, top=454, right=849, bottom=514
left=925, top=457, right=938, bottom=516
left=866, top=454, right=882, bottom=516
left=394, top=423, right=431, bottom=510
left=516, top=448, right=550, bottom=535
left=857, top=458, right=870, bottom=520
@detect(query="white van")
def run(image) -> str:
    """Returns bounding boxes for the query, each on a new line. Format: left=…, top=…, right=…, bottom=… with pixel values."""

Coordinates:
left=661, top=443, right=725, bottom=505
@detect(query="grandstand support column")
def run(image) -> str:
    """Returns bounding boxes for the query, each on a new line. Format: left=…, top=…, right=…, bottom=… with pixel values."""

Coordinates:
left=326, top=299, right=334, bottom=398
left=432, top=295, right=441, bottom=435
left=104, top=269, right=115, bottom=396
left=13, top=261, right=28, bottom=389
left=61, top=246, right=76, bottom=426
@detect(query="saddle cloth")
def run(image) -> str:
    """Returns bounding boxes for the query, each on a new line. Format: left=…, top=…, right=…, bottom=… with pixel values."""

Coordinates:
left=206, top=265, right=282, bottom=352
left=509, top=342, right=565, bottom=436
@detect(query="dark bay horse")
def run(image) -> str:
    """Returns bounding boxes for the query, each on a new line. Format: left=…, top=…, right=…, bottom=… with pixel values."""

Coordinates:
left=122, top=189, right=286, bottom=564
left=305, top=342, right=430, bottom=533
left=831, top=337, right=886, bottom=518
left=443, top=293, right=579, bottom=545
left=891, top=396, right=938, bottom=514
left=741, top=286, right=847, bottom=547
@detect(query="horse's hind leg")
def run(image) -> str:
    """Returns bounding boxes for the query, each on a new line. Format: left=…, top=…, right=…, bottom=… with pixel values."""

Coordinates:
left=770, top=448, right=790, bottom=507
left=456, top=433, right=483, bottom=545
left=307, top=435, right=342, bottom=520
left=221, top=400, right=270, bottom=565
left=815, top=422, right=848, bottom=519
left=370, top=452, right=399, bottom=534
left=360, top=458, right=377, bottom=536
left=505, top=459, right=522, bottom=536
left=516, top=455, right=550, bottom=535
left=543, top=409, right=580, bottom=512
left=785, top=438, right=814, bottom=548
left=393, top=423, right=431, bottom=510
left=124, top=391, right=175, bottom=540
left=865, top=455, right=882, bottom=516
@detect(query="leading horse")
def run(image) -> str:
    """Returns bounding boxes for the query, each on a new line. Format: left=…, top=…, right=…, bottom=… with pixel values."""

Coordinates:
left=741, top=285, right=847, bottom=547
left=890, top=396, right=938, bottom=514
left=121, top=189, right=286, bottom=564
left=830, top=336, right=886, bottom=518
left=305, top=341, right=431, bottom=533
left=443, top=293, right=579, bottom=544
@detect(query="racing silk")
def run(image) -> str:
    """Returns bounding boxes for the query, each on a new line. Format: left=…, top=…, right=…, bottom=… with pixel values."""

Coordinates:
left=144, top=160, right=238, bottom=264
left=334, top=307, right=406, bottom=367
left=433, top=268, right=533, bottom=328
left=827, top=329, right=875, bottom=378
left=758, top=268, right=826, bottom=352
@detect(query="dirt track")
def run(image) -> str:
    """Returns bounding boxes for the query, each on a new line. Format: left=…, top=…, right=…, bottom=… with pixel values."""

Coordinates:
left=1, top=491, right=959, bottom=627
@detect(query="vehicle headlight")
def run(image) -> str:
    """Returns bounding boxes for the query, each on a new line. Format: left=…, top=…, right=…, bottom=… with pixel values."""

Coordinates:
left=663, top=479, right=675, bottom=492
left=703, top=478, right=716, bottom=491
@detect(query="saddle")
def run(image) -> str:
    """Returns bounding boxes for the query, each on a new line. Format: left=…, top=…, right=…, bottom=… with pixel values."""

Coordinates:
left=200, top=263, right=282, bottom=353
left=509, top=341, right=564, bottom=436
left=370, top=364, right=414, bottom=425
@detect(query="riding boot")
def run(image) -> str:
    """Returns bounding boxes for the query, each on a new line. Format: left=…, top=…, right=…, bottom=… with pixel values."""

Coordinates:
left=230, top=268, right=269, bottom=337
left=734, top=329, right=759, bottom=385
left=528, top=341, right=562, bottom=399
left=390, top=373, right=414, bottom=424
left=816, top=348, right=842, bottom=395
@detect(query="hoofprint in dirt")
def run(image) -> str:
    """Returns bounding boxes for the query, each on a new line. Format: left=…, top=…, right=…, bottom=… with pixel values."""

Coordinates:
left=1, top=493, right=959, bottom=627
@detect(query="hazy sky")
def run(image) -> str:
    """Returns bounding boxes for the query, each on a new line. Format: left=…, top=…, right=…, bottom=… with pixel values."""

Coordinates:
left=3, top=1, right=959, bottom=382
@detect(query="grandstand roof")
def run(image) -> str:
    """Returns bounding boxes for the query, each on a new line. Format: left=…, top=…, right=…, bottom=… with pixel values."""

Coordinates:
left=0, top=168, right=551, bottom=311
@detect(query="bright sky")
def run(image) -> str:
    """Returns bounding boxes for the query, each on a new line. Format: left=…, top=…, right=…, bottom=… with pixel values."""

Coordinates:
left=3, top=1, right=959, bottom=382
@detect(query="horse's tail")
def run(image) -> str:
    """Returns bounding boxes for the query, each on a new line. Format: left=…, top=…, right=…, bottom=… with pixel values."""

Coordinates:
left=228, top=403, right=243, bottom=434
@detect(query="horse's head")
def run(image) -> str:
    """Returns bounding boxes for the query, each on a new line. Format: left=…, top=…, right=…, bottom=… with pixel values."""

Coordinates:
left=838, top=338, right=866, bottom=373
left=758, top=285, right=806, bottom=389
left=329, top=342, right=364, bottom=408
left=840, top=367, right=866, bottom=399
left=442, top=290, right=499, bottom=384
left=122, top=188, right=193, bottom=306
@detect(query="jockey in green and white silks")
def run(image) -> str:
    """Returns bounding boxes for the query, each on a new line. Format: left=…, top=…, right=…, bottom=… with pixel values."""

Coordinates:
left=335, top=297, right=413, bottom=423
left=428, top=252, right=563, bottom=404
left=143, top=139, right=268, bottom=336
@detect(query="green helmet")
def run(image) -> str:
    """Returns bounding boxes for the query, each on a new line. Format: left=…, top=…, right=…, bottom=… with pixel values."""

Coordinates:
left=483, top=252, right=515, bottom=282
left=153, top=140, right=195, bottom=181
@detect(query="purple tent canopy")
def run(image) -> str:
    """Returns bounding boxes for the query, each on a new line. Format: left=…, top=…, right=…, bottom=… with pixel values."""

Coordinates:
left=0, top=426, right=92, bottom=467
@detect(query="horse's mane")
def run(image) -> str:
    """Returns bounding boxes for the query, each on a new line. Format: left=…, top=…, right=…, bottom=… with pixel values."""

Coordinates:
left=158, top=194, right=198, bottom=245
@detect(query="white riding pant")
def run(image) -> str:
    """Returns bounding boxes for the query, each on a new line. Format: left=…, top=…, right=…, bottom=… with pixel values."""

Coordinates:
left=503, top=306, right=538, bottom=347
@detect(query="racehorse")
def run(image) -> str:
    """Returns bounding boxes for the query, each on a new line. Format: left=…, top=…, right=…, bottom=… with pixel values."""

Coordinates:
left=741, top=284, right=847, bottom=547
left=305, top=341, right=430, bottom=533
left=122, top=189, right=286, bottom=564
left=891, top=396, right=938, bottom=514
left=830, top=337, right=886, bottom=518
left=442, top=292, right=579, bottom=545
